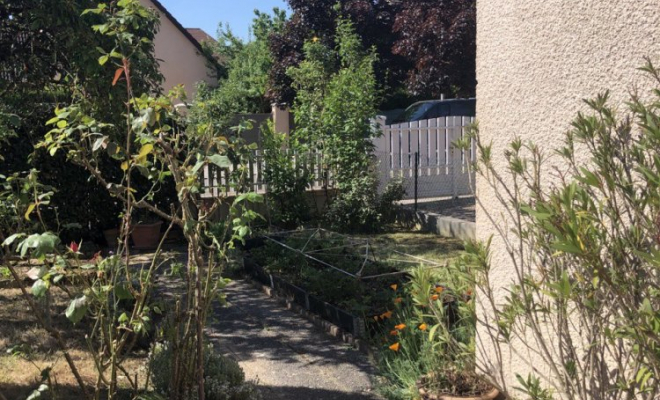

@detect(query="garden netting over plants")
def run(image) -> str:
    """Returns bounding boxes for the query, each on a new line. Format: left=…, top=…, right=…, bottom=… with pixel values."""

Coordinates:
left=244, top=228, right=448, bottom=335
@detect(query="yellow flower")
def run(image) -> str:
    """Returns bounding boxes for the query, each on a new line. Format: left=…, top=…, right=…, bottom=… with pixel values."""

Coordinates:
left=418, top=323, right=428, bottom=331
left=390, top=284, right=398, bottom=291
left=394, top=323, right=406, bottom=330
left=389, top=342, right=400, bottom=352
left=312, top=36, right=319, bottom=43
left=394, top=297, right=403, bottom=304
left=389, top=330, right=399, bottom=336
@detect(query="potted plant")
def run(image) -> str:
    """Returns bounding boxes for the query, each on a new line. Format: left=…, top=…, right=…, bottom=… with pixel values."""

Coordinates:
left=131, top=209, right=162, bottom=249
left=416, top=370, right=499, bottom=400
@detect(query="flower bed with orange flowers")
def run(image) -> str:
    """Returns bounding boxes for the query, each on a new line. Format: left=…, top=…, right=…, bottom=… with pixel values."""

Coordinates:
left=372, top=257, right=496, bottom=400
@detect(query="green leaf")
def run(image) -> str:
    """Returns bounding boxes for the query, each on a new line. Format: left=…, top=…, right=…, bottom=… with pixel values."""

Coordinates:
left=32, top=279, right=48, bottom=298
left=114, top=282, right=134, bottom=301
left=98, top=54, right=110, bottom=66
left=550, top=241, right=582, bottom=255
left=2, top=233, right=25, bottom=247
left=45, top=116, right=59, bottom=126
left=65, top=296, right=88, bottom=324
left=207, top=154, right=232, bottom=169
left=16, top=232, right=61, bottom=259
left=56, top=120, right=67, bottom=129
left=92, top=137, right=106, bottom=152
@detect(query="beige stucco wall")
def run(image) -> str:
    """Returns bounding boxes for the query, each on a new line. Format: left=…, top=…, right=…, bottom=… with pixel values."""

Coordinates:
left=140, top=0, right=217, bottom=100
left=475, top=0, right=660, bottom=394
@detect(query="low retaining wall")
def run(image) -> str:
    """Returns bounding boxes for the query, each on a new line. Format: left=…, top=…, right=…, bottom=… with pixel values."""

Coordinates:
left=397, top=209, right=476, bottom=241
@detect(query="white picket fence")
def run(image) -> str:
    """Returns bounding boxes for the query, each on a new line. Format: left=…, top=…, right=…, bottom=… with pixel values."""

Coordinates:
left=373, top=116, right=476, bottom=199
left=201, top=116, right=475, bottom=199
left=201, top=150, right=331, bottom=198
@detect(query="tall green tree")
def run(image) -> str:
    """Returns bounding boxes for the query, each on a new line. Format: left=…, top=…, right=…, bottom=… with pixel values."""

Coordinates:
left=194, top=8, right=286, bottom=132
left=0, top=0, right=162, bottom=240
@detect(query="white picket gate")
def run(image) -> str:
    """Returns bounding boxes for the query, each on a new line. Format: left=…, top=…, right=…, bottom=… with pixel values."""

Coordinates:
left=372, top=116, right=476, bottom=200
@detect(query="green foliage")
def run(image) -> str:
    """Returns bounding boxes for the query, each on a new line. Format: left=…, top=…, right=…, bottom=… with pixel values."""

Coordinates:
left=0, top=0, right=163, bottom=240
left=0, top=1, right=263, bottom=398
left=288, top=18, right=378, bottom=185
left=261, top=125, right=312, bottom=228
left=374, top=264, right=478, bottom=399
left=467, top=59, right=660, bottom=399
left=149, top=343, right=261, bottom=400
left=249, top=234, right=403, bottom=315
left=192, top=9, right=287, bottom=131
left=282, top=17, right=403, bottom=233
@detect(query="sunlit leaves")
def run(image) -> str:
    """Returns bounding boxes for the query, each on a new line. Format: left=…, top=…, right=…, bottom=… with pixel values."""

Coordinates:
left=65, top=296, right=88, bottom=324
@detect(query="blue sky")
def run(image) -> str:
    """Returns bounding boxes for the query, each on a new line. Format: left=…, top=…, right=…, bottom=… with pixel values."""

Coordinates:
left=158, top=0, right=290, bottom=41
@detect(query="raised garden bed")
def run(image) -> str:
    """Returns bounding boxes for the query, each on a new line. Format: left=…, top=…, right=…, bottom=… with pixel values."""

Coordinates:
left=244, top=256, right=366, bottom=336
left=243, top=229, right=438, bottom=338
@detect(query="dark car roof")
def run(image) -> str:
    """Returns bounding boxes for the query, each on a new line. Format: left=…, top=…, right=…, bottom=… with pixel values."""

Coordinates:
left=392, top=98, right=476, bottom=123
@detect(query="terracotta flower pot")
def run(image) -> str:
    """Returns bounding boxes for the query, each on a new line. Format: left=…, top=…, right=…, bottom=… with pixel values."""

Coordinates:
left=103, top=228, right=119, bottom=248
left=417, top=373, right=500, bottom=400
left=131, top=221, right=162, bottom=249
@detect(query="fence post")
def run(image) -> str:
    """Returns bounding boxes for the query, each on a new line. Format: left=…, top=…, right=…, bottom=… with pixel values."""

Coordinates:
left=414, top=151, right=419, bottom=211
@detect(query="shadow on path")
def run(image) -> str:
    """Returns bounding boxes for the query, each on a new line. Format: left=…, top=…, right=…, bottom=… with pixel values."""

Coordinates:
left=207, top=279, right=382, bottom=399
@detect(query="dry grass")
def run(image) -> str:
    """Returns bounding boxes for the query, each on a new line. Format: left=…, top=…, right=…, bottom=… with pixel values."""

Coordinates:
left=361, top=229, right=465, bottom=267
left=0, top=287, right=148, bottom=399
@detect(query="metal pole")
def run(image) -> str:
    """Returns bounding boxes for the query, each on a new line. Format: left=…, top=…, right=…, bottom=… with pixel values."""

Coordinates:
left=414, top=151, right=419, bottom=211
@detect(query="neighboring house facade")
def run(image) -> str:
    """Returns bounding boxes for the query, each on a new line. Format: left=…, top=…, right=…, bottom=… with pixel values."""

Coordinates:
left=138, top=0, right=218, bottom=100
left=476, top=0, right=660, bottom=393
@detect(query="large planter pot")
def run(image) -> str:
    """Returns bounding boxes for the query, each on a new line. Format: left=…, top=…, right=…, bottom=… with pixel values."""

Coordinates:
left=417, top=373, right=500, bottom=400
left=131, top=221, right=162, bottom=249
left=103, top=228, right=119, bottom=248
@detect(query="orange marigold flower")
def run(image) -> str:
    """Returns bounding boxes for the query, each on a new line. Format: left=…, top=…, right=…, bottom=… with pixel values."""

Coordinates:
left=394, top=297, right=403, bottom=304
left=418, top=323, right=428, bottom=331
left=431, top=294, right=439, bottom=301
left=389, top=342, right=400, bottom=352
left=394, top=323, right=406, bottom=330
left=434, top=286, right=444, bottom=293
left=389, top=330, right=399, bottom=336
left=466, top=289, right=473, bottom=296
left=390, top=284, right=398, bottom=291
left=381, top=310, right=393, bottom=319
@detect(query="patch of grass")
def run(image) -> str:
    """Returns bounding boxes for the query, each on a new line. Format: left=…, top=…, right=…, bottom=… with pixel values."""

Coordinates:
left=0, top=287, right=147, bottom=400
left=362, top=229, right=465, bottom=267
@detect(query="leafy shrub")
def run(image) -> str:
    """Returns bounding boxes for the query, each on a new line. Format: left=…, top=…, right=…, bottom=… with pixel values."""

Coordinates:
left=150, top=342, right=261, bottom=400
left=462, top=60, right=660, bottom=398
left=261, top=126, right=312, bottom=228
left=375, top=265, right=478, bottom=400
left=249, top=234, right=402, bottom=315
left=325, top=173, right=404, bottom=233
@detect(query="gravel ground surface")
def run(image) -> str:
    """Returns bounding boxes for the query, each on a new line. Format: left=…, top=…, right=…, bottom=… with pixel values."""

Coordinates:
left=207, top=279, right=383, bottom=400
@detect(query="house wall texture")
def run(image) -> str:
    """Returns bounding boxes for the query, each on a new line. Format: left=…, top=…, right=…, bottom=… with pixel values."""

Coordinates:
left=139, top=0, right=217, bottom=100
left=475, top=0, right=660, bottom=393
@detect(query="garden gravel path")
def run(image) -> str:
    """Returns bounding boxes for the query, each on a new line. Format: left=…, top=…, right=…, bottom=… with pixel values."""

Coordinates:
left=206, top=278, right=383, bottom=400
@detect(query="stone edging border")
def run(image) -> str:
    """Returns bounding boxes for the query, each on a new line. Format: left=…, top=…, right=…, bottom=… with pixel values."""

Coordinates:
left=397, top=208, right=476, bottom=241
left=245, top=277, right=374, bottom=357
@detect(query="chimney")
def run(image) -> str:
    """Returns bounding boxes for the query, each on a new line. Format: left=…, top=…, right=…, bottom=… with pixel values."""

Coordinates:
left=271, top=103, right=291, bottom=135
